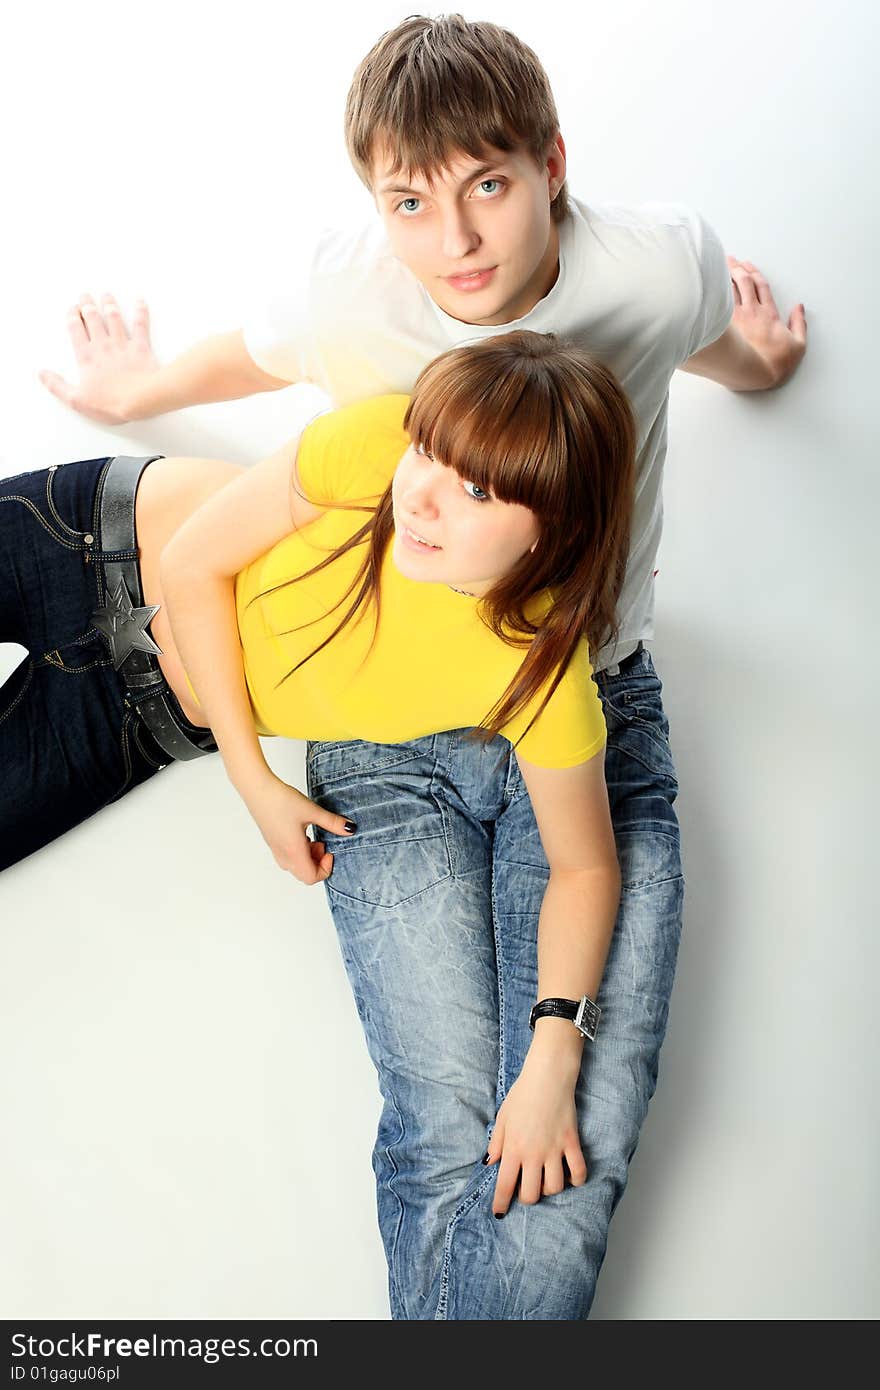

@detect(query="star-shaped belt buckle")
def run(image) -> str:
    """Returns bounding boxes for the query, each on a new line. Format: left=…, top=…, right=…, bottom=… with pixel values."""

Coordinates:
left=91, top=575, right=163, bottom=670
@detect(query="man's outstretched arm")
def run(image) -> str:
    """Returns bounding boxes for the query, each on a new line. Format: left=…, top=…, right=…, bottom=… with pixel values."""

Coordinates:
left=679, top=256, right=807, bottom=392
left=38, top=292, right=291, bottom=424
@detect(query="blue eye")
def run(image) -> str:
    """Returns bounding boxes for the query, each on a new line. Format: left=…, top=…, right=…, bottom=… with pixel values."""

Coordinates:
left=415, top=441, right=434, bottom=461
left=476, top=179, right=502, bottom=195
left=398, top=197, right=421, bottom=215
left=463, top=480, right=490, bottom=503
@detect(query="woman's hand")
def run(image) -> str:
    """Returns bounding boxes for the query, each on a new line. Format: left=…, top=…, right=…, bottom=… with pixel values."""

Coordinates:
left=239, top=768, right=357, bottom=885
left=485, top=1057, right=588, bottom=1218
left=38, top=292, right=159, bottom=424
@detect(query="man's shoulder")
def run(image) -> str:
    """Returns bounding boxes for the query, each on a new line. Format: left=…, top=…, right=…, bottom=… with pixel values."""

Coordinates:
left=568, top=192, right=703, bottom=237
left=563, top=193, right=713, bottom=296
left=307, top=214, right=403, bottom=283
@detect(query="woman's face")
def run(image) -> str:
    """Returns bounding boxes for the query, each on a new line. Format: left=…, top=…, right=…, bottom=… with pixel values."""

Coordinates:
left=390, top=442, right=540, bottom=595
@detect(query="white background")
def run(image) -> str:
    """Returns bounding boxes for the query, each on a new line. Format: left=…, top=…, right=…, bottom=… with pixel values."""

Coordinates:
left=1, top=0, right=877, bottom=1319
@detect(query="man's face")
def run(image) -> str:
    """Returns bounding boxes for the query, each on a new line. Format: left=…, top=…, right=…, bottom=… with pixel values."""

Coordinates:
left=371, top=139, right=566, bottom=326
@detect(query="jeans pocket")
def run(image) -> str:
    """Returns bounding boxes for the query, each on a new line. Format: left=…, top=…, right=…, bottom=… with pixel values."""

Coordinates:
left=620, top=687, right=672, bottom=746
left=601, top=689, right=678, bottom=789
left=307, top=737, right=452, bottom=908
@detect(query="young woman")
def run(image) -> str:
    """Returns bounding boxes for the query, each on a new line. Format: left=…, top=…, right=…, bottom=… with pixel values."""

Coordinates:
left=1, top=329, right=637, bottom=1319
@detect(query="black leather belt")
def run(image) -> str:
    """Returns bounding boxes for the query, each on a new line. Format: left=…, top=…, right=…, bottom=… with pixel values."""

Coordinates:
left=89, top=454, right=218, bottom=762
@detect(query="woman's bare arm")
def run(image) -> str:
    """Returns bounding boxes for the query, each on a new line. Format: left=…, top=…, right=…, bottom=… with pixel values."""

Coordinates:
left=514, top=746, right=621, bottom=1075
left=485, top=745, right=621, bottom=1214
left=158, top=432, right=323, bottom=800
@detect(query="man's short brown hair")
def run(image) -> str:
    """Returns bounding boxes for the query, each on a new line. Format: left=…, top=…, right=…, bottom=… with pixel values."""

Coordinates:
left=345, top=14, right=569, bottom=224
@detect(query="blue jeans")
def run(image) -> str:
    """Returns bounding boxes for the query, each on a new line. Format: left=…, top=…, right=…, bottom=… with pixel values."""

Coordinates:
left=0, top=458, right=200, bottom=872
left=306, top=646, right=683, bottom=1320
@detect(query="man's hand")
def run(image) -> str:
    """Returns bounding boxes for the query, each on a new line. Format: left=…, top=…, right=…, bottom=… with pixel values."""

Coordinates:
left=727, top=255, right=807, bottom=388
left=38, top=292, right=159, bottom=424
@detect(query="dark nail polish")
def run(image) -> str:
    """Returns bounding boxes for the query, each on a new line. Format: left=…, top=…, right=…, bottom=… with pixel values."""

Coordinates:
left=343, top=820, right=357, bottom=834
left=494, top=1211, right=505, bottom=1220
left=481, top=1150, right=490, bottom=1164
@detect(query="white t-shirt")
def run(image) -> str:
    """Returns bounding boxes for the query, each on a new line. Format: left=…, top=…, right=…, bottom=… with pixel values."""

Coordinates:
left=242, top=196, right=733, bottom=672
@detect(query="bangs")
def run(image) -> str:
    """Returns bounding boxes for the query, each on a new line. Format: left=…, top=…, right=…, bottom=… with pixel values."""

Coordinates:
left=345, top=16, right=569, bottom=224
left=376, top=127, right=523, bottom=193
left=403, top=355, right=567, bottom=513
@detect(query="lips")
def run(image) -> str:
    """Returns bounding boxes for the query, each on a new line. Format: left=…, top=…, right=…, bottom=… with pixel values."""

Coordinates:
left=400, top=523, right=442, bottom=552
left=444, top=266, right=497, bottom=292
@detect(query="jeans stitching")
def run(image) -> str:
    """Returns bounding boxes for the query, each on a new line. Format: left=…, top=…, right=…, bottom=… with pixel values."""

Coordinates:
left=45, top=465, right=89, bottom=538
left=434, top=1171, right=498, bottom=1319
left=106, top=710, right=136, bottom=802
left=381, top=1090, right=408, bottom=1321
left=38, top=652, right=110, bottom=675
left=0, top=658, right=34, bottom=726
left=489, top=856, right=508, bottom=1106
left=0, top=495, right=84, bottom=550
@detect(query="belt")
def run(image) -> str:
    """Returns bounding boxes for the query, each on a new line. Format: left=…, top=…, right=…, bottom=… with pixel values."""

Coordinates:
left=89, top=454, right=218, bottom=762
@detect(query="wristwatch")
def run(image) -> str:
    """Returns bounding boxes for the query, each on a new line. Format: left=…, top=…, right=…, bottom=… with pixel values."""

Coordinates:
left=529, top=994, right=602, bottom=1041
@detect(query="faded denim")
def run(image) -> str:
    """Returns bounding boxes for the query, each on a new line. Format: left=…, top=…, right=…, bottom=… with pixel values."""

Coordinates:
left=306, top=646, right=683, bottom=1320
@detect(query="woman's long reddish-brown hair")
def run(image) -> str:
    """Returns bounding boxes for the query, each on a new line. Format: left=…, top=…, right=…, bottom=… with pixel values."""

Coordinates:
left=244, top=330, right=637, bottom=751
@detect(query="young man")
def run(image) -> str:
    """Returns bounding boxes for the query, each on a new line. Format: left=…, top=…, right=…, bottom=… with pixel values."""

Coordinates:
left=38, top=15, right=806, bottom=1319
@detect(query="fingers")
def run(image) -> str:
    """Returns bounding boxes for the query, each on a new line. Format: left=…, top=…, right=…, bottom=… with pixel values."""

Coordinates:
left=310, top=806, right=358, bottom=838
left=486, top=1142, right=588, bottom=1216
left=100, top=293, right=129, bottom=346
left=307, top=839, right=334, bottom=882
left=68, top=291, right=141, bottom=348
left=789, top=302, right=808, bottom=344
left=132, top=297, right=151, bottom=342
left=65, top=304, right=89, bottom=356
left=37, top=369, right=76, bottom=407
left=726, top=255, right=779, bottom=313
left=74, top=293, right=109, bottom=343
left=492, top=1152, right=521, bottom=1217
left=564, top=1144, right=588, bottom=1186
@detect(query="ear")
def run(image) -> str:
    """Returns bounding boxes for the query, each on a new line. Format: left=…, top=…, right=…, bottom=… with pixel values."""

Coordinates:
left=546, top=132, right=567, bottom=202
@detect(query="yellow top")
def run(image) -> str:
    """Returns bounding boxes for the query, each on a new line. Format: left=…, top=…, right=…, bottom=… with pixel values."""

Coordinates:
left=183, top=395, right=606, bottom=768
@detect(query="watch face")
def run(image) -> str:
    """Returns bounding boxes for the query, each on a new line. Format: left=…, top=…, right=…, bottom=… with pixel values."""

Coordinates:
left=574, top=996, right=601, bottom=1040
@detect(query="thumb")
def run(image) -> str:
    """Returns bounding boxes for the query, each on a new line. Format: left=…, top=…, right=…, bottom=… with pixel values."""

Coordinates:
left=309, top=802, right=358, bottom=838
left=789, top=303, right=807, bottom=344
left=38, top=369, right=76, bottom=406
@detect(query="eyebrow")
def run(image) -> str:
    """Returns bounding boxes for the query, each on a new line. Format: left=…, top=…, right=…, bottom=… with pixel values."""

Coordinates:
left=377, top=162, right=507, bottom=197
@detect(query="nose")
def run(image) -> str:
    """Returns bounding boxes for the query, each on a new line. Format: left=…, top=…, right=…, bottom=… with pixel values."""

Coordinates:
left=401, top=468, right=441, bottom=519
left=440, top=204, right=481, bottom=262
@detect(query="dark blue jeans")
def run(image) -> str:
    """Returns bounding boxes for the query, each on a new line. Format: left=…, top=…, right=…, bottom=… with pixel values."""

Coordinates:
left=0, top=457, right=197, bottom=872
left=306, top=645, right=683, bottom=1319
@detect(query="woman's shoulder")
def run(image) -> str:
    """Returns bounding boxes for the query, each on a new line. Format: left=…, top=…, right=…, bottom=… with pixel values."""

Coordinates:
left=297, top=394, right=412, bottom=504
left=306, top=393, right=411, bottom=444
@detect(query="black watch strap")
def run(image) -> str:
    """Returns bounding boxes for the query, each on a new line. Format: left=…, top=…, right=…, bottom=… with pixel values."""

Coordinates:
left=529, top=994, right=601, bottom=1041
